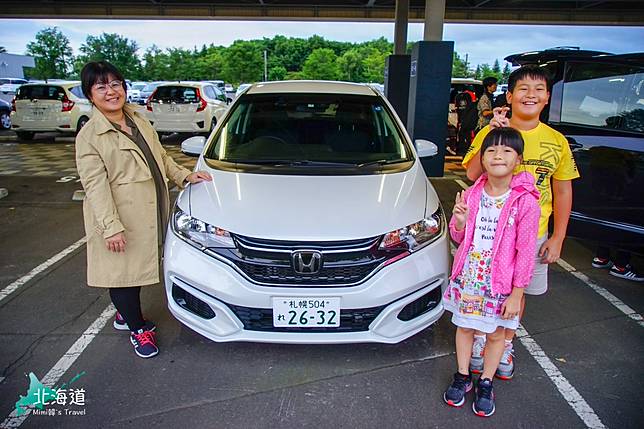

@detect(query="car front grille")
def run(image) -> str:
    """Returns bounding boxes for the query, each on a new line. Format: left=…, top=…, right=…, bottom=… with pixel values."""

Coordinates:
left=227, top=303, right=386, bottom=332
left=207, top=234, right=405, bottom=287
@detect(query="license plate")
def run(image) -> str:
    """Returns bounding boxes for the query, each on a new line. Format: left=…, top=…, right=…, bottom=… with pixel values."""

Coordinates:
left=272, top=297, right=340, bottom=327
left=168, top=105, right=180, bottom=113
left=31, top=108, right=45, bottom=117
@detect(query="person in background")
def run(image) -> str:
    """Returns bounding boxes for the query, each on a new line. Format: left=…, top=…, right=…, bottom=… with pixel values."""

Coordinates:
left=76, top=61, right=212, bottom=359
left=593, top=247, right=644, bottom=282
left=477, top=77, right=498, bottom=131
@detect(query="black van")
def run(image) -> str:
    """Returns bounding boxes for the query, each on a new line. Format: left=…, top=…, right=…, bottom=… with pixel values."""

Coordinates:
left=505, top=48, right=644, bottom=253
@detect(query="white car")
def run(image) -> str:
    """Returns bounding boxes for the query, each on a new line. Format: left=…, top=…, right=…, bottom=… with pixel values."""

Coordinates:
left=0, top=78, right=28, bottom=103
left=165, top=80, right=449, bottom=344
left=10, top=81, right=92, bottom=140
left=235, top=83, right=252, bottom=97
left=127, top=81, right=147, bottom=103
left=146, top=82, right=228, bottom=134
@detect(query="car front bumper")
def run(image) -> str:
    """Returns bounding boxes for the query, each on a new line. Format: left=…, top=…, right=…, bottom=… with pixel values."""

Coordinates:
left=163, top=230, right=450, bottom=344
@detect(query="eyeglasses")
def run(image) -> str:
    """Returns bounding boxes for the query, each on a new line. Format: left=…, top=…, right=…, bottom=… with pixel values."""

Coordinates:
left=93, top=80, right=124, bottom=94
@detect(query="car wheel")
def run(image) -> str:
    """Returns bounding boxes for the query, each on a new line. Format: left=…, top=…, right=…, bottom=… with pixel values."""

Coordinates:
left=76, top=116, right=89, bottom=133
left=0, top=111, right=11, bottom=129
left=16, top=131, right=35, bottom=141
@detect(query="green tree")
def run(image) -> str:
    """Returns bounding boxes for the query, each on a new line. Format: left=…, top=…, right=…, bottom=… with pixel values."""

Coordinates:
left=301, top=48, right=339, bottom=80
left=25, top=27, right=73, bottom=79
left=492, top=59, right=501, bottom=77
left=362, top=48, right=387, bottom=83
left=452, top=52, right=469, bottom=78
left=222, top=40, right=264, bottom=84
left=268, top=65, right=287, bottom=81
left=502, top=63, right=512, bottom=83
left=75, top=33, right=141, bottom=79
left=338, top=48, right=365, bottom=82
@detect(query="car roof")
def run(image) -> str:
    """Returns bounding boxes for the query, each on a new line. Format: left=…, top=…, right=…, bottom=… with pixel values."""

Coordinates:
left=504, top=47, right=617, bottom=66
left=245, top=80, right=378, bottom=96
left=157, top=81, right=211, bottom=87
left=451, top=78, right=482, bottom=85
left=18, top=81, right=81, bottom=88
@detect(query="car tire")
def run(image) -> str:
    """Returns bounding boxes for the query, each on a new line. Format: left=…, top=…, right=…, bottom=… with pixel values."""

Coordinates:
left=76, top=116, right=89, bottom=133
left=0, top=111, right=11, bottom=130
left=16, top=131, right=35, bottom=141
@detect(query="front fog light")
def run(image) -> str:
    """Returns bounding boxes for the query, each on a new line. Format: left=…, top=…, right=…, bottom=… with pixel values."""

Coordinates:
left=172, top=207, right=235, bottom=249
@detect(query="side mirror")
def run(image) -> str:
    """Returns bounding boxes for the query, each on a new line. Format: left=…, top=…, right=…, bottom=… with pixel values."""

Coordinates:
left=181, top=136, right=206, bottom=157
left=415, top=139, right=438, bottom=158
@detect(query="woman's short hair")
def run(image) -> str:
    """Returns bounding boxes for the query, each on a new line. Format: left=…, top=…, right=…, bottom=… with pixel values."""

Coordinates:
left=480, top=127, right=524, bottom=157
left=482, top=76, right=498, bottom=89
left=80, top=61, right=127, bottom=99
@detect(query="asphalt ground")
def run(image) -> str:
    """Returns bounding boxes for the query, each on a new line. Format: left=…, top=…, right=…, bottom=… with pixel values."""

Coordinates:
left=0, top=133, right=643, bottom=429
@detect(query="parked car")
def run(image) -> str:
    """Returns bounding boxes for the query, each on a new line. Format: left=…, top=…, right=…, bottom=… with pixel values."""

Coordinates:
left=10, top=81, right=92, bottom=140
left=505, top=48, right=644, bottom=252
left=447, top=78, right=483, bottom=155
left=146, top=81, right=228, bottom=135
left=0, top=77, right=28, bottom=103
left=138, top=81, right=165, bottom=105
left=235, top=83, right=252, bottom=97
left=224, top=83, right=234, bottom=93
left=165, top=80, right=448, bottom=344
left=0, top=98, right=12, bottom=129
left=127, top=81, right=147, bottom=103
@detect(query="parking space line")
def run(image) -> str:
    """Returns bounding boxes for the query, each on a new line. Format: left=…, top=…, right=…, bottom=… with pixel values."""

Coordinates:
left=1, top=303, right=116, bottom=428
left=0, top=237, right=86, bottom=305
left=516, top=325, right=606, bottom=429
left=556, top=259, right=644, bottom=328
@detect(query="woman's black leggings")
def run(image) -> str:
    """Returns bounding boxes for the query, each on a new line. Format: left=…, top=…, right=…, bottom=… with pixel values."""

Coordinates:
left=109, top=287, right=145, bottom=332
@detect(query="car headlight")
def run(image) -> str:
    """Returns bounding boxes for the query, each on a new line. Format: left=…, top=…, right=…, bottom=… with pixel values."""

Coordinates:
left=172, top=206, right=235, bottom=249
left=379, top=206, right=444, bottom=252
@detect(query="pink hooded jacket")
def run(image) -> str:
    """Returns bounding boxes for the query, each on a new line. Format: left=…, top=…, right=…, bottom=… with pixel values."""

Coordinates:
left=449, top=171, right=541, bottom=296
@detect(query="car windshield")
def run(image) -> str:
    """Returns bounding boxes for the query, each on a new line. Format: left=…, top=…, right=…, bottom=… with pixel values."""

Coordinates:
left=152, top=86, right=199, bottom=103
left=132, top=83, right=146, bottom=91
left=142, top=83, right=161, bottom=92
left=204, top=93, right=413, bottom=172
left=15, top=85, right=65, bottom=101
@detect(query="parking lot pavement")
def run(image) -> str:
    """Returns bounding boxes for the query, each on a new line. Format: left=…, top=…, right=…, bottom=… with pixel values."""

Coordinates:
left=0, top=140, right=642, bottom=428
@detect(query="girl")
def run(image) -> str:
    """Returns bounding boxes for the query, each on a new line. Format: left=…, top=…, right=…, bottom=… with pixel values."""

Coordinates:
left=442, top=127, right=540, bottom=417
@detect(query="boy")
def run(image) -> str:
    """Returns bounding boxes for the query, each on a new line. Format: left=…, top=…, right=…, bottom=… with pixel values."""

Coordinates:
left=462, top=65, right=580, bottom=379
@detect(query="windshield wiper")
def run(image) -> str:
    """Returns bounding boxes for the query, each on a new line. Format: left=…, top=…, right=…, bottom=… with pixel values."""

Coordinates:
left=229, top=159, right=355, bottom=167
left=355, top=159, right=408, bottom=168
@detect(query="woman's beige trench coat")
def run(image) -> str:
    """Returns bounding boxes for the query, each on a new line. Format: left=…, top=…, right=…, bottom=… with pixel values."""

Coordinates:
left=75, top=105, right=191, bottom=288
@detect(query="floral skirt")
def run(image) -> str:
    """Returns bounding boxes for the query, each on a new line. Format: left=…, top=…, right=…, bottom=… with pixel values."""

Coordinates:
left=443, top=274, right=519, bottom=334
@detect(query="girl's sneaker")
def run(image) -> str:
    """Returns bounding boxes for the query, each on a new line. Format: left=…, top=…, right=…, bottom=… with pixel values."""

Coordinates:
left=443, top=372, right=473, bottom=407
left=591, top=257, right=612, bottom=269
left=472, top=378, right=495, bottom=417
left=130, top=329, right=159, bottom=358
left=495, top=343, right=514, bottom=380
left=113, top=312, right=156, bottom=332
left=469, top=335, right=485, bottom=374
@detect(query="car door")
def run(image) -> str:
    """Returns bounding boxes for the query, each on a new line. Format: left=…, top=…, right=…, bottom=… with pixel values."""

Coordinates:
left=550, top=59, right=644, bottom=247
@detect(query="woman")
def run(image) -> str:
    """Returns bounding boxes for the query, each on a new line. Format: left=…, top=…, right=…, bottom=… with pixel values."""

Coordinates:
left=75, top=61, right=211, bottom=358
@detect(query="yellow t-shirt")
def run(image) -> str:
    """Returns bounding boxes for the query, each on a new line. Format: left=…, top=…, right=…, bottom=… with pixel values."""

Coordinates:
left=463, top=123, right=580, bottom=237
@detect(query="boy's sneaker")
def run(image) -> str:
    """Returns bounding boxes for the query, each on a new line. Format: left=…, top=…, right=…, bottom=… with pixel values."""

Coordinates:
left=472, top=378, right=495, bottom=417
left=495, top=343, right=515, bottom=380
left=469, top=336, right=485, bottom=374
left=591, top=257, right=612, bottom=269
left=113, top=312, right=156, bottom=332
left=443, top=372, right=473, bottom=407
left=609, top=264, right=644, bottom=282
left=130, top=329, right=159, bottom=359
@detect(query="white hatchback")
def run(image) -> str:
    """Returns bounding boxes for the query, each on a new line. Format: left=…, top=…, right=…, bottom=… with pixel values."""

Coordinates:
left=165, top=81, right=449, bottom=344
left=10, top=81, right=93, bottom=140
left=146, top=82, right=228, bottom=135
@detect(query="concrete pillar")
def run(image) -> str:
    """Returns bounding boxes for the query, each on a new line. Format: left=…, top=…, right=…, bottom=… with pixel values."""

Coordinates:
left=393, top=0, right=409, bottom=55
left=424, top=0, right=445, bottom=42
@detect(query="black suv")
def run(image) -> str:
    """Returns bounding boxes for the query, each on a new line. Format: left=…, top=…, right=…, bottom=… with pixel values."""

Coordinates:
left=505, top=48, right=643, bottom=253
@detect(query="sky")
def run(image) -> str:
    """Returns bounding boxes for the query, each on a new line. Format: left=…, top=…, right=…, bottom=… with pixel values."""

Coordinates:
left=1, top=18, right=643, bottom=67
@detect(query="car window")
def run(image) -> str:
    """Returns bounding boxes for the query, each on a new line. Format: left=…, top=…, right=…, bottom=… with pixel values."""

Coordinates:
left=133, top=83, right=146, bottom=91
left=69, top=85, right=87, bottom=99
left=203, top=86, right=216, bottom=99
left=15, top=85, right=65, bottom=101
left=212, top=86, right=227, bottom=102
left=142, top=83, right=160, bottom=92
left=561, top=61, right=644, bottom=133
left=205, top=93, right=413, bottom=172
left=152, top=86, right=199, bottom=103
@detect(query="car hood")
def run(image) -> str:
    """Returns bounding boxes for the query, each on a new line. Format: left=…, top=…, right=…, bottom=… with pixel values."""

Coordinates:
left=183, top=163, right=432, bottom=241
